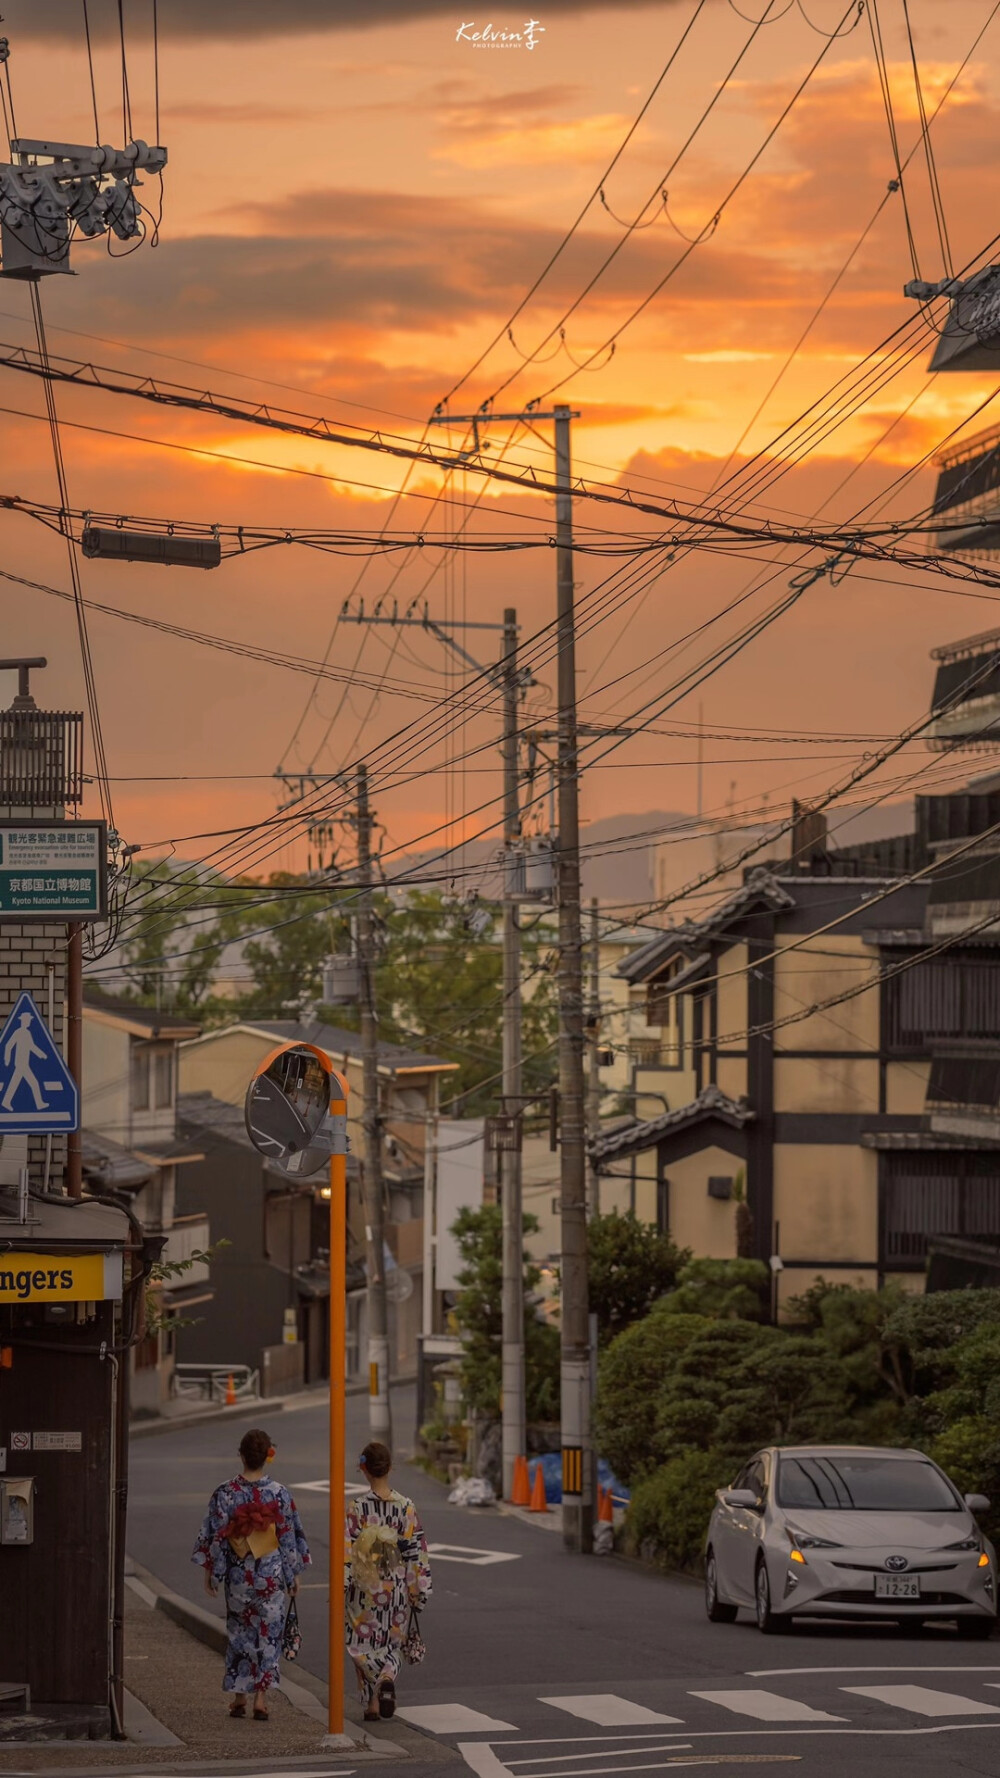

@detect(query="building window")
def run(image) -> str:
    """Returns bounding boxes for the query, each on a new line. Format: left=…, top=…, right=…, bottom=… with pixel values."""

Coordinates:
left=132, top=1048, right=150, bottom=1111
left=884, top=955, right=1000, bottom=1049
left=154, top=1050, right=174, bottom=1109
left=881, top=1151, right=1000, bottom=1263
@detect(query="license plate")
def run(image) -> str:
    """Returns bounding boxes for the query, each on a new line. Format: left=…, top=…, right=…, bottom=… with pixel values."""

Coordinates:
left=875, top=1575, right=920, bottom=1599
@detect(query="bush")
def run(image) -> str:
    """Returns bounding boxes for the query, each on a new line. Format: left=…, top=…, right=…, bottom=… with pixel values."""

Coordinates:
left=625, top=1449, right=733, bottom=1572
left=930, top=1417, right=1000, bottom=1550
left=593, top=1305, right=710, bottom=1486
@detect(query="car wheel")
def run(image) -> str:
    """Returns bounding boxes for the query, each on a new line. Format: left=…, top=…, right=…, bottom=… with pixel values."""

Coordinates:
left=755, top=1558, right=788, bottom=1635
left=705, top=1550, right=738, bottom=1623
left=956, top=1616, right=995, bottom=1640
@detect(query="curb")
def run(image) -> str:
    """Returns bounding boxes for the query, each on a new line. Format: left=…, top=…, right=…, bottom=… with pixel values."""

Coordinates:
left=124, top=1558, right=451, bottom=1763
left=129, top=1373, right=417, bottom=1439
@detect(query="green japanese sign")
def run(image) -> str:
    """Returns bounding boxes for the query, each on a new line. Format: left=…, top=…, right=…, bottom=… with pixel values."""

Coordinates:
left=0, top=823, right=107, bottom=921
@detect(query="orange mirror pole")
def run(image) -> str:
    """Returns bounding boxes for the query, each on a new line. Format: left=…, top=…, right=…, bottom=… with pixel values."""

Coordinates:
left=327, top=1080, right=348, bottom=1744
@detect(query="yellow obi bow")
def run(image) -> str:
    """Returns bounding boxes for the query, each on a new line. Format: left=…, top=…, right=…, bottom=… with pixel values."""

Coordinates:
left=228, top=1523, right=280, bottom=1560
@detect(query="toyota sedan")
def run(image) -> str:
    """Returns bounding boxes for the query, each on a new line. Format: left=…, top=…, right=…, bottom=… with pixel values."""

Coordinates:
left=705, top=1445, right=996, bottom=1636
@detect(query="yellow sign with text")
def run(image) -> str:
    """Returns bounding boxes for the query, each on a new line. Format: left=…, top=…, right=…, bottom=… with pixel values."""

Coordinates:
left=0, top=1251, right=123, bottom=1304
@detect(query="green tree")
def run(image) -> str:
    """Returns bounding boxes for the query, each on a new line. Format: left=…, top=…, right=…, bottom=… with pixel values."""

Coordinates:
left=371, top=892, right=558, bottom=1114
left=238, top=875, right=349, bottom=1020
left=660, top=1256, right=770, bottom=1321
left=117, top=860, right=246, bottom=1013
left=586, top=1211, right=690, bottom=1346
left=450, top=1204, right=560, bottom=1423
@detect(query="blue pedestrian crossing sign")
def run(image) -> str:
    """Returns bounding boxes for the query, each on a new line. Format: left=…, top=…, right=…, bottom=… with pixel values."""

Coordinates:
left=0, top=992, right=79, bottom=1132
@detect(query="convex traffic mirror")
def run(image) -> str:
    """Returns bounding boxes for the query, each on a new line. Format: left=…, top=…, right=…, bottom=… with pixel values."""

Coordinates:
left=244, top=1042, right=348, bottom=1176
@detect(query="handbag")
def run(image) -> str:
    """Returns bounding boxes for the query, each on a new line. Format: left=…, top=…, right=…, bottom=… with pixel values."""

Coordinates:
left=282, top=1596, right=302, bottom=1662
left=401, top=1606, right=425, bottom=1667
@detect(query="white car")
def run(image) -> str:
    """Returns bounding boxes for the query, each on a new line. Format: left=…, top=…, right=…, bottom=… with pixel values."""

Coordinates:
left=705, top=1444, right=996, bottom=1637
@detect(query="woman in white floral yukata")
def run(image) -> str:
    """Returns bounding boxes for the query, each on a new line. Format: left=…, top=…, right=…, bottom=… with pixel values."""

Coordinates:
left=192, top=1427, right=311, bottom=1721
left=345, top=1440, right=432, bottom=1720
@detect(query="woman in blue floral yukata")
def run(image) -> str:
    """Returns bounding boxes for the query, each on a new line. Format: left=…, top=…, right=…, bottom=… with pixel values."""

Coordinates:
left=192, top=1427, right=310, bottom=1720
left=345, top=1440, right=432, bottom=1721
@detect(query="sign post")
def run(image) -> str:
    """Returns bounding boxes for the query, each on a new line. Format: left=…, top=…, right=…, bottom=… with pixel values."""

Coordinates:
left=243, top=1042, right=353, bottom=1747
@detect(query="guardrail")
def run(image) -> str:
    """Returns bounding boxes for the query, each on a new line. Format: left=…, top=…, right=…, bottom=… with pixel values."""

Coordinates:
left=170, top=1363, right=260, bottom=1404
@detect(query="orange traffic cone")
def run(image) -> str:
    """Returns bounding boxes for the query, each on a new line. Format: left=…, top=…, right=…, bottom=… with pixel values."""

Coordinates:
left=596, top=1483, right=606, bottom=1515
left=224, top=1373, right=237, bottom=1406
left=529, top=1461, right=549, bottom=1514
left=598, top=1484, right=614, bottom=1524
left=511, top=1455, right=531, bottom=1507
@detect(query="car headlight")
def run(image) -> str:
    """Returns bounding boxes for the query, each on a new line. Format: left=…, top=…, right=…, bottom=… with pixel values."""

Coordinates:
left=942, top=1536, right=982, bottom=1552
left=786, top=1527, right=842, bottom=1551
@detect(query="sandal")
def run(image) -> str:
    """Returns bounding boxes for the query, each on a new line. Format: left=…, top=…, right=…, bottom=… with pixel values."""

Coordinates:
left=229, top=1699, right=247, bottom=1719
left=378, top=1679, right=396, bottom=1720
left=252, top=1699, right=270, bottom=1721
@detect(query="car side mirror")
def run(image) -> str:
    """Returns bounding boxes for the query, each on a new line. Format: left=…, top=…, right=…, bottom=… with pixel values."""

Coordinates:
left=965, top=1493, right=991, bottom=1514
left=722, top=1488, right=759, bottom=1509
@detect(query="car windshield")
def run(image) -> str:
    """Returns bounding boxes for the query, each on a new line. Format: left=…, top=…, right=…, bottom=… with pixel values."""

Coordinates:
left=776, top=1455, right=961, bottom=1512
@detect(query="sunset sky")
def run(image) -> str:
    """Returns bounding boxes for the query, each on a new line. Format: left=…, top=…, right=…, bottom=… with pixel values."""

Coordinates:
left=2, top=0, right=1000, bottom=884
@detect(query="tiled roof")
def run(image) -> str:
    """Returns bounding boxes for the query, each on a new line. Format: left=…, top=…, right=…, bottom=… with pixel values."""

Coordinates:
left=589, top=1084, right=753, bottom=1162
left=617, top=870, right=796, bottom=983
left=190, top=1017, right=455, bottom=1074
left=83, top=992, right=202, bottom=1038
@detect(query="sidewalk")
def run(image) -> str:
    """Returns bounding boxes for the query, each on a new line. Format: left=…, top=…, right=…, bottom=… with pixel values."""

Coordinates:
left=3, top=1563, right=440, bottom=1771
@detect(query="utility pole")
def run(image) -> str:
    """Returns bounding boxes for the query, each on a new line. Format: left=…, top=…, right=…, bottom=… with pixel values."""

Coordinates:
left=586, top=897, right=601, bottom=1220
left=428, top=406, right=591, bottom=1550
left=356, top=763, right=392, bottom=1445
left=554, top=403, right=591, bottom=1553
left=500, top=608, right=525, bottom=1503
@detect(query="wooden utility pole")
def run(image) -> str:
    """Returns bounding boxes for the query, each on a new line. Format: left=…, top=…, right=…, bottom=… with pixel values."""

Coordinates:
left=500, top=608, right=525, bottom=1502
left=356, top=763, right=391, bottom=1445
left=586, top=897, right=602, bottom=1219
left=554, top=403, right=592, bottom=1554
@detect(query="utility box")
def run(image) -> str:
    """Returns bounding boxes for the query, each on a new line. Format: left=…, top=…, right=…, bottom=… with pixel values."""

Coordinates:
left=0, top=1195, right=128, bottom=1734
left=0, top=1476, right=34, bottom=1544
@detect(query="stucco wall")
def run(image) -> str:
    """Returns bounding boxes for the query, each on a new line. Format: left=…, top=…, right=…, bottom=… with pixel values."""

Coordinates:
left=773, top=937, right=879, bottom=1052
left=773, top=1142, right=878, bottom=1264
left=774, top=1054, right=880, bottom=1114
left=662, top=1145, right=740, bottom=1258
left=885, top=1060, right=930, bottom=1115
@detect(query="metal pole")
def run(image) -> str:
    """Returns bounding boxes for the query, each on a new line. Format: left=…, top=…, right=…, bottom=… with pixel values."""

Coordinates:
left=66, top=921, right=83, bottom=1198
left=327, top=1122, right=347, bottom=1740
left=555, top=405, right=591, bottom=1554
left=500, top=608, right=526, bottom=1503
left=356, top=764, right=392, bottom=1445
left=586, top=897, right=601, bottom=1220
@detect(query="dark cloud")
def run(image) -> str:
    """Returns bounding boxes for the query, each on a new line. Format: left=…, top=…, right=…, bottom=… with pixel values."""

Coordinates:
left=4, top=0, right=678, bottom=43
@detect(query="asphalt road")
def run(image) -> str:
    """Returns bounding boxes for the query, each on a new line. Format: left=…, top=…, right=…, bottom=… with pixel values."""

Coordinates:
left=127, top=1389, right=1000, bottom=1778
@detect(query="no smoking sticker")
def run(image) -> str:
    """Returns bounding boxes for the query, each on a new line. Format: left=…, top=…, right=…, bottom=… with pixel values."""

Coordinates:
left=10, top=1432, right=30, bottom=1452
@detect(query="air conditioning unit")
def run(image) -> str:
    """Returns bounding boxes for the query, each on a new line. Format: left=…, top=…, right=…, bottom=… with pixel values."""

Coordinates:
left=322, top=955, right=361, bottom=1005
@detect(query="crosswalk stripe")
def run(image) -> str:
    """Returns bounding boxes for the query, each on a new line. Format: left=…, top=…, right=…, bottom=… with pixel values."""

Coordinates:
left=689, top=1689, right=844, bottom=1722
left=842, top=1684, right=1000, bottom=1718
left=539, top=1698, right=684, bottom=1727
left=397, top=1704, right=518, bottom=1734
